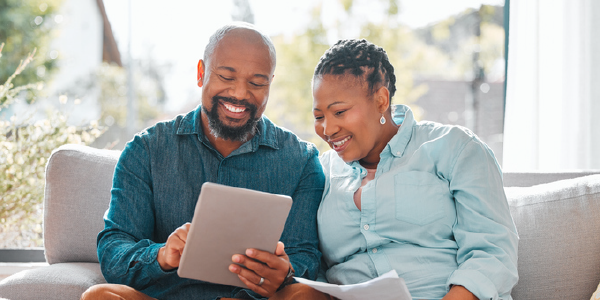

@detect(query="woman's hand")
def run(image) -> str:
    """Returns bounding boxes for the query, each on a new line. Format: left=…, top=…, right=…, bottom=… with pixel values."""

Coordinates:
left=157, top=223, right=191, bottom=271
left=441, top=285, right=478, bottom=300
left=229, top=241, right=292, bottom=297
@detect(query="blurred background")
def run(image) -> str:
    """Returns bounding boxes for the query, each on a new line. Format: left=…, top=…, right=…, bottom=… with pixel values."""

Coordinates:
left=3, top=0, right=599, bottom=259
left=1, top=0, right=507, bottom=151
left=0, top=0, right=514, bottom=249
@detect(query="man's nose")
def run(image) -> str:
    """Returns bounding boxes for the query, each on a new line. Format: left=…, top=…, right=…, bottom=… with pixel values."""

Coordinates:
left=228, top=81, right=248, bottom=100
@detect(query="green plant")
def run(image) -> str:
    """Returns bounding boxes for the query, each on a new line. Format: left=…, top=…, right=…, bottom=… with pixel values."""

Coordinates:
left=0, top=0, right=64, bottom=93
left=0, top=43, right=103, bottom=248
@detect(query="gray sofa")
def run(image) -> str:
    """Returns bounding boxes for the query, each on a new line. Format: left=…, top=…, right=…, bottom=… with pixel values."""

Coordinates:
left=1, top=144, right=599, bottom=300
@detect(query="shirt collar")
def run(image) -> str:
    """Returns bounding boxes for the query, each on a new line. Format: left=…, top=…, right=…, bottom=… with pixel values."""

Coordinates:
left=387, top=104, right=415, bottom=158
left=175, top=105, right=280, bottom=151
left=347, top=104, right=416, bottom=168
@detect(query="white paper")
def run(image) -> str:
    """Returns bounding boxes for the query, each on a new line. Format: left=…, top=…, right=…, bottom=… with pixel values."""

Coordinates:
left=294, top=270, right=412, bottom=300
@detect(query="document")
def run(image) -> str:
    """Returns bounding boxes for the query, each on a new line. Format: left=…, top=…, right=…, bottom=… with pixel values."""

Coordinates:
left=294, top=270, right=412, bottom=300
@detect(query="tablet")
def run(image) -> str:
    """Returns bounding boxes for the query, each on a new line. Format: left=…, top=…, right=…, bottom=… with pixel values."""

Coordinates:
left=177, top=182, right=293, bottom=287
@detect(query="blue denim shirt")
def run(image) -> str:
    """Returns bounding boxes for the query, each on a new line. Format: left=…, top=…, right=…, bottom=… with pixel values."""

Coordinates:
left=318, top=105, right=518, bottom=300
left=97, top=105, right=325, bottom=300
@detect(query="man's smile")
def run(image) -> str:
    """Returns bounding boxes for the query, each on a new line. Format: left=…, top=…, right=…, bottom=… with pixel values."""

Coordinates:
left=223, top=102, right=247, bottom=113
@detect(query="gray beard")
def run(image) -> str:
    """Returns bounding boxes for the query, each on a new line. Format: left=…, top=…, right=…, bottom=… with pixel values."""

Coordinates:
left=202, top=96, right=260, bottom=142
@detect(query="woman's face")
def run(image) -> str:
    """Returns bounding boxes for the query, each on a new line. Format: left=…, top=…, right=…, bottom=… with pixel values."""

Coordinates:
left=312, top=75, right=386, bottom=164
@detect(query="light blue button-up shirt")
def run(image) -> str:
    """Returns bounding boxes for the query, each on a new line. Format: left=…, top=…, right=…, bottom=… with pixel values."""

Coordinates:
left=318, top=105, right=518, bottom=300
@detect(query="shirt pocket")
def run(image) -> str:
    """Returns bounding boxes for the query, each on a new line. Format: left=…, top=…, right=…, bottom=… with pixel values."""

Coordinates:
left=394, top=171, right=446, bottom=226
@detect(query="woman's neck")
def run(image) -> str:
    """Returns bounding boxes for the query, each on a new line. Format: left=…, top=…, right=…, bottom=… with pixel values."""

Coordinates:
left=358, top=121, right=400, bottom=169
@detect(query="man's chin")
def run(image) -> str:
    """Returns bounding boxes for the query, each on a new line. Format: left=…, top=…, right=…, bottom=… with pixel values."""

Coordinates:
left=221, top=115, right=250, bottom=127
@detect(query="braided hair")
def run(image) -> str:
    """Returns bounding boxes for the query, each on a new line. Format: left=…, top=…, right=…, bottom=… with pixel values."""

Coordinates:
left=314, top=39, right=397, bottom=102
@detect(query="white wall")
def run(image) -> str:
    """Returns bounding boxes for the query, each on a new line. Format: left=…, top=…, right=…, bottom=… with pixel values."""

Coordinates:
left=7, top=0, right=104, bottom=125
left=591, top=0, right=600, bottom=168
left=49, top=0, right=103, bottom=124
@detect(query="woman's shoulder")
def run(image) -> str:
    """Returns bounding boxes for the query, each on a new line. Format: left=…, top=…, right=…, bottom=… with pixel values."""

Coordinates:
left=414, top=120, right=477, bottom=146
left=319, top=150, right=352, bottom=175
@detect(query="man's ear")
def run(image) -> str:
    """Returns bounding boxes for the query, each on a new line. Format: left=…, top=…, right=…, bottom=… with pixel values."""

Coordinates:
left=375, top=86, right=390, bottom=113
left=197, top=59, right=205, bottom=88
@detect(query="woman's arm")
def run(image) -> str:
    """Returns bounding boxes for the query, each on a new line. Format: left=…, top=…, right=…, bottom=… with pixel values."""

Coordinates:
left=446, top=135, right=519, bottom=300
left=442, top=285, right=478, bottom=300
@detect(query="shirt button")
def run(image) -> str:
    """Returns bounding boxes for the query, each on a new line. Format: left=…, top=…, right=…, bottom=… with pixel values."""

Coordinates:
left=363, top=224, right=370, bottom=230
left=372, top=248, right=378, bottom=254
left=396, top=151, right=401, bottom=155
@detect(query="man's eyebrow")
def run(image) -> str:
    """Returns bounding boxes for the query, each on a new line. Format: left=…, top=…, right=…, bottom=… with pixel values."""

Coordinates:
left=216, top=66, right=270, bottom=81
left=253, top=73, right=270, bottom=81
left=217, top=66, right=236, bottom=72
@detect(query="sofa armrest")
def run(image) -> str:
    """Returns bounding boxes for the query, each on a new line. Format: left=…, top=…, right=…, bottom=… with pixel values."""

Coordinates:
left=506, top=174, right=600, bottom=300
left=44, top=144, right=120, bottom=264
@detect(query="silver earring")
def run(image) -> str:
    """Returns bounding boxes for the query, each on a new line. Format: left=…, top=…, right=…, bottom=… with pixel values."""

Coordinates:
left=380, top=114, right=386, bottom=125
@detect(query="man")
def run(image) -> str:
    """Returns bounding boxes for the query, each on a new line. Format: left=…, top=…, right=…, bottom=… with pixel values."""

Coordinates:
left=81, top=22, right=327, bottom=300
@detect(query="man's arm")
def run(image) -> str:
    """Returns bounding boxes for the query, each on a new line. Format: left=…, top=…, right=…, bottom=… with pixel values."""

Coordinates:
left=280, top=145, right=325, bottom=280
left=230, top=145, right=325, bottom=297
left=97, top=133, right=174, bottom=290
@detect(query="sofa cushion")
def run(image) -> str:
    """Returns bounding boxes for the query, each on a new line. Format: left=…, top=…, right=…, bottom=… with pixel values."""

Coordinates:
left=0, top=263, right=106, bottom=300
left=44, top=144, right=120, bottom=264
left=506, top=174, right=600, bottom=300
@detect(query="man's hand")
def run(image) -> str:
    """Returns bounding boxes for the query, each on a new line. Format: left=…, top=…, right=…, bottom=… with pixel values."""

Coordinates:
left=229, top=241, right=292, bottom=297
left=158, top=223, right=191, bottom=271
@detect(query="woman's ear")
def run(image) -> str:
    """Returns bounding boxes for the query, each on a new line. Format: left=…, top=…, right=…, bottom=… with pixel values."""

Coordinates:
left=374, top=86, right=390, bottom=113
left=197, top=59, right=205, bottom=88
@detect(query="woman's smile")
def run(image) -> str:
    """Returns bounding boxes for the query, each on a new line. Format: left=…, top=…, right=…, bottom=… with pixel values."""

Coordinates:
left=329, top=135, right=352, bottom=152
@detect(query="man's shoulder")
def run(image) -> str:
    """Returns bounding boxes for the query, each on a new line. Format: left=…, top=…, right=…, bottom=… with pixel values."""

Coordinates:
left=260, top=116, right=318, bottom=154
left=138, top=110, right=195, bottom=138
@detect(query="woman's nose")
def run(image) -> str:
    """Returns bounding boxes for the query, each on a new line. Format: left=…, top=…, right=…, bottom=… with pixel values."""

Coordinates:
left=322, top=117, right=339, bottom=138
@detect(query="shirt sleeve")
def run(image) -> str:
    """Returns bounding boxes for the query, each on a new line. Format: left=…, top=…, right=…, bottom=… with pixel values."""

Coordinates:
left=446, top=135, right=519, bottom=300
left=280, top=144, right=326, bottom=280
left=97, top=132, right=174, bottom=290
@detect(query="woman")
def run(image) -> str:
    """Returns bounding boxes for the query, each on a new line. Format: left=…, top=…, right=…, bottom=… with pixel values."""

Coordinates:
left=311, top=39, right=518, bottom=300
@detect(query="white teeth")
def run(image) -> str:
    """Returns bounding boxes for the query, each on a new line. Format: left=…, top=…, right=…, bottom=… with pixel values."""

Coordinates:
left=332, top=136, right=351, bottom=147
left=223, top=103, right=246, bottom=113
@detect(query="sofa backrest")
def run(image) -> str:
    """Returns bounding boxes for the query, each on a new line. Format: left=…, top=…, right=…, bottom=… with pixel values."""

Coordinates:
left=503, top=171, right=600, bottom=187
left=41, top=145, right=600, bottom=299
left=43, top=144, right=120, bottom=264
left=505, top=173, right=600, bottom=300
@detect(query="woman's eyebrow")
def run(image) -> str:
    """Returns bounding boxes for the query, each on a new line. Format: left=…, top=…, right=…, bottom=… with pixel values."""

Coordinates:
left=327, top=101, right=345, bottom=109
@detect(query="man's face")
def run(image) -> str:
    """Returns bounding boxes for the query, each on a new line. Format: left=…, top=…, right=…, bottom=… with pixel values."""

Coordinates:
left=200, top=29, right=275, bottom=142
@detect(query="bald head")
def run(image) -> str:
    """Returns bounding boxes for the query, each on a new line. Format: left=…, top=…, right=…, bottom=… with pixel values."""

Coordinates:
left=203, top=22, right=276, bottom=69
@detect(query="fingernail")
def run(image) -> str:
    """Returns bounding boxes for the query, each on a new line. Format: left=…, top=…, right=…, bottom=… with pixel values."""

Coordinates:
left=229, top=265, right=237, bottom=272
left=246, top=249, right=255, bottom=256
left=232, top=255, right=241, bottom=263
